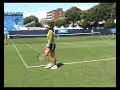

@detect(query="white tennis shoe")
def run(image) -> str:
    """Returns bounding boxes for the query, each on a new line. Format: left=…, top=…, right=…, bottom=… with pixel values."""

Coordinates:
left=44, top=63, right=53, bottom=69
left=50, top=65, right=58, bottom=69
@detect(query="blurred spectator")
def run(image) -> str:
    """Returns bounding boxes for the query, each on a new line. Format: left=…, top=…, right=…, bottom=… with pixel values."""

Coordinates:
left=91, top=27, right=94, bottom=36
left=7, top=32, right=10, bottom=39
left=108, top=28, right=111, bottom=35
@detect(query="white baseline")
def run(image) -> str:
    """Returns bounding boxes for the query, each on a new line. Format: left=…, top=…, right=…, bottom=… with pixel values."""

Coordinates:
left=27, top=57, right=115, bottom=68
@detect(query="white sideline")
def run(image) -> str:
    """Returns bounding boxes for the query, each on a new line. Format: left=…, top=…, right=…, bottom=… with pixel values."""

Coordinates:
left=10, top=39, right=29, bottom=68
left=19, top=40, right=41, bottom=53
left=60, top=42, right=115, bottom=48
left=27, top=57, right=115, bottom=68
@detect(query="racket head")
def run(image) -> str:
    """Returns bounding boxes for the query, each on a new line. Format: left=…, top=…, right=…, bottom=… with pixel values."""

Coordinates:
left=37, top=52, right=44, bottom=60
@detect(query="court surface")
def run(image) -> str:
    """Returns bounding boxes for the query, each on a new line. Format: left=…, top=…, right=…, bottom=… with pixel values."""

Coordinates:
left=4, top=35, right=116, bottom=87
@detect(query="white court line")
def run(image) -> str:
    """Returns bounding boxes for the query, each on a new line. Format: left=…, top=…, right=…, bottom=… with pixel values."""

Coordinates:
left=15, top=40, right=115, bottom=68
left=63, top=58, right=115, bottom=64
left=74, top=41, right=116, bottom=45
left=27, top=58, right=116, bottom=68
left=60, top=42, right=115, bottom=48
left=10, top=39, right=29, bottom=68
left=27, top=65, right=46, bottom=68
left=80, top=40, right=115, bottom=43
left=19, top=40, right=41, bottom=53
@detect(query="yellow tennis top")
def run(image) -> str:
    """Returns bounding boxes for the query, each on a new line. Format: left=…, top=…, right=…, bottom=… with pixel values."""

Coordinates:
left=47, top=30, right=55, bottom=44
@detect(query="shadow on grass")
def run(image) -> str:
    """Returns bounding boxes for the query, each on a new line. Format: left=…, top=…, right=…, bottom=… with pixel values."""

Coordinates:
left=57, top=63, right=64, bottom=68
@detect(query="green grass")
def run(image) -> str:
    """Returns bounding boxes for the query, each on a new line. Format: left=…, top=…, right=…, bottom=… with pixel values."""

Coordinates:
left=4, top=35, right=116, bottom=87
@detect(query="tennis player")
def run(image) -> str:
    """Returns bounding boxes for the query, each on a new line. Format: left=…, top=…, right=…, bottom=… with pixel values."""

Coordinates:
left=43, top=24, right=58, bottom=69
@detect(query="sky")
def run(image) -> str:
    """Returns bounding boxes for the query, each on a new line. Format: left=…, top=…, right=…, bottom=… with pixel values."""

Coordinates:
left=4, top=3, right=99, bottom=20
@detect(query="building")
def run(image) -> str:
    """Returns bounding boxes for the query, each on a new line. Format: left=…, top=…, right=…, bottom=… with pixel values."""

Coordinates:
left=46, top=8, right=65, bottom=20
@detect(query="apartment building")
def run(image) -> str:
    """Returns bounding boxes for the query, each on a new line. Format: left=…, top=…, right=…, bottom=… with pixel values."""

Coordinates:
left=46, top=8, right=65, bottom=20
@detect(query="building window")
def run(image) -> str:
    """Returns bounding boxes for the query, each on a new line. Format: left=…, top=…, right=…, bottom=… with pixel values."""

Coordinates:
left=59, top=14, right=61, bottom=16
left=59, top=11, right=61, bottom=13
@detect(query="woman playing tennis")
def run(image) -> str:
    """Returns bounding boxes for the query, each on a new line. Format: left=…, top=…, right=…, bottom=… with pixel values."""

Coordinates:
left=43, top=24, right=58, bottom=69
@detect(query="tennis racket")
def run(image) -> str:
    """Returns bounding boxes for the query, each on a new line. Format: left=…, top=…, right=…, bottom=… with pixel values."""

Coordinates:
left=37, top=51, right=44, bottom=60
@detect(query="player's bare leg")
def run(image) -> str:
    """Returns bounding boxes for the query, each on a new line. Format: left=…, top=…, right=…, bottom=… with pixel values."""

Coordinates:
left=44, top=48, right=53, bottom=68
left=50, top=50, right=58, bottom=69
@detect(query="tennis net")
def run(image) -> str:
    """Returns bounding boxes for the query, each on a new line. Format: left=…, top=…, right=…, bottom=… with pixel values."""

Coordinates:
left=5, top=32, right=102, bottom=45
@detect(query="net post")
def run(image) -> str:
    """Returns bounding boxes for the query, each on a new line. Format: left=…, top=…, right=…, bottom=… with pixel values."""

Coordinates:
left=7, top=34, right=10, bottom=39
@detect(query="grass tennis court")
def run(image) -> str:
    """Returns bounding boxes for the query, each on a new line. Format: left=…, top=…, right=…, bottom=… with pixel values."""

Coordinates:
left=4, top=35, right=116, bottom=87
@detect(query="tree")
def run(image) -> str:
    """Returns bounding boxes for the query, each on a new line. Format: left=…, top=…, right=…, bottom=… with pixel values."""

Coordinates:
left=79, top=20, right=90, bottom=29
left=65, top=6, right=82, bottom=27
left=54, top=18, right=67, bottom=27
left=80, top=10, right=88, bottom=19
left=24, top=15, right=40, bottom=27
left=46, top=20, right=55, bottom=28
left=104, top=18, right=115, bottom=29
left=24, top=15, right=42, bottom=27
left=80, top=3, right=116, bottom=28
left=35, top=22, right=42, bottom=27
